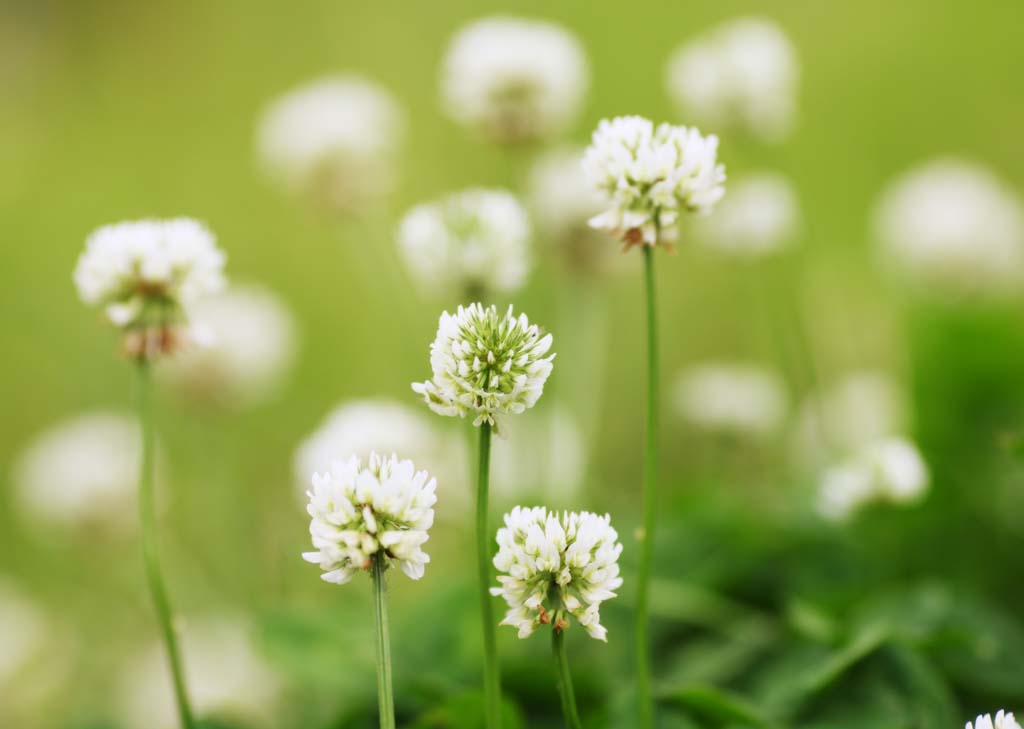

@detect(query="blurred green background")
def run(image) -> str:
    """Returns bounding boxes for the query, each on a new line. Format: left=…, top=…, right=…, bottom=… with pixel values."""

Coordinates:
left=2, top=1, right=1024, bottom=727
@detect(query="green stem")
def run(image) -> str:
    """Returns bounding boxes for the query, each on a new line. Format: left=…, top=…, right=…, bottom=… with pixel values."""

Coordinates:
left=476, top=422, right=502, bottom=729
left=636, top=246, right=659, bottom=729
left=372, top=553, right=396, bottom=729
left=136, top=361, right=194, bottom=729
left=552, top=629, right=583, bottom=729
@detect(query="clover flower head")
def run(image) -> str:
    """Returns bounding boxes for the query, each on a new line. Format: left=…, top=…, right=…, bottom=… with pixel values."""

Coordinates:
left=74, top=219, right=226, bottom=355
left=258, top=75, right=403, bottom=213
left=818, top=437, right=929, bottom=521
left=666, top=17, right=799, bottom=141
left=695, top=172, right=800, bottom=258
left=160, top=284, right=297, bottom=408
left=398, top=189, right=531, bottom=297
left=491, top=506, right=623, bottom=641
left=412, top=303, right=555, bottom=433
left=583, top=116, right=726, bottom=249
left=674, top=363, right=787, bottom=436
left=442, top=17, right=588, bottom=144
left=967, top=712, right=1022, bottom=729
left=874, top=159, right=1024, bottom=300
left=302, top=453, right=437, bottom=584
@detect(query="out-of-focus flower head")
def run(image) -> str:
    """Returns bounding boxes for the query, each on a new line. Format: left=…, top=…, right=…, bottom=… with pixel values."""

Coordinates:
left=874, top=159, right=1024, bottom=301
left=74, top=219, right=226, bottom=358
left=583, top=116, right=726, bottom=250
left=160, top=284, right=297, bottom=408
left=674, top=363, right=787, bottom=437
left=967, top=712, right=1022, bottom=729
left=694, top=172, right=800, bottom=258
left=0, top=580, right=47, bottom=689
left=666, top=17, right=798, bottom=142
left=13, top=412, right=144, bottom=530
left=302, top=453, right=437, bottom=583
left=817, top=436, right=930, bottom=521
left=398, top=188, right=531, bottom=298
left=117, top=617, right=281, bottom=729
left=441, top=17, right=588, bottom=144
left=412, top=303, right=555, bottom=434
left=491, top=506, right=623, bottom=641
left=257, top=75, right=404, bottom=214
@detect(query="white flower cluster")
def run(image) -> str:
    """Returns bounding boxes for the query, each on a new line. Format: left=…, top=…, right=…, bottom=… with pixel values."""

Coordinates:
left=666, top=17, right=799, bottom=141
left=874, top=159, right=1024, bottom=300
left=441, top=17, right=588, bottom=144
left=695, top=172, right=800, bottom=258
left=674, top=363, right=787, bottom=437
left=817, top=437, right=930, bottom=522
left=258, top=76, right=403, bottom=213
left=967, top=712, right=1022, bottom=729
left=583, top=116, right=726, bottom=248
left=491, top=506, right=623, bottom=641
left=302, top=453, right=437, bottom=583
left=412, top=303, right=555, bottom=432
left=13, top=412, right=142, bottom=530
left=398, top=189, right=531, bottom=297
left=73, top=219, right=226, bottom=338
left=160, top=284, right=297, bottom=408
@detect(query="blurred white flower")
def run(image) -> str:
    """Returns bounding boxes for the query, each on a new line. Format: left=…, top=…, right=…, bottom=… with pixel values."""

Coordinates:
left=302, top=453, right=437, bottom=583
left=817, top=436, right=929, bottom=521
left=441, top=17, right=588, bottom=144
left=491, top=506, right=623, bottom=641
left=0, top=580, right=46, bottom=688
left=13, top=412, right=142, bottom=529
left=666, top=17, right=798, bottom=142
left=74, top=219, right=226, bottom=356
left=583, top=116, right=726, bottom=249
left=398, top=188, right=531, bottom=297
left=695, top=172, right=800, bottom=258
left=874, top=159, right=1024, bottom=300
left=967, top=712, right=1022, bottom=729
left=412, top=303, right=555, bottom=433
left=258, top=76, right=403, bottom=213
left=492, top=405, right=586, bottom=504
left=674, top=363, right=787, bottom=437
left=160, top=284, right=297, bottom=408
left=117, top=618, right=281, bottom=729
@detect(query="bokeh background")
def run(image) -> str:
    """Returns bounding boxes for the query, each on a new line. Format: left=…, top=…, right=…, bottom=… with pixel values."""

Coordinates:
left=2, top=1, right=1024, bottom=727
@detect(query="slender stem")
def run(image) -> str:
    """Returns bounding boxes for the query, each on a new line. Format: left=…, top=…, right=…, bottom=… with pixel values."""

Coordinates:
left=635, top=246, right=659, bottom=729
left=552, top=629, right=583, bottom=729
left=476, top=422, right=502, bottom=729
left=136, top=361, right=194, bottom=729
left=372, top=553, right=396, bottom=729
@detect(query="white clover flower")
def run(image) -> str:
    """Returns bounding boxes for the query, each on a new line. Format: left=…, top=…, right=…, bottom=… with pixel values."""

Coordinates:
left=968, top=712, right=1022, bottom=729
left=117, top=618, right=281, bottom=729
left=412, top=303, right=555, bottom=433
left=398, top=189, right=531, bottom=297
left=492, top=405, right=586, bottom=504
left=302, top=453, right=437, bottom=583
left=258, top=76, right=403, bottom=213
left=674, top=363, right=787, bottom=437
left=817, top=436, right=929, bottom=521
left=491, top=506, right=623, bottom=641
left=666, top=17, right=798, bottom=142
left=583, top=116, right=726, bottom=249
left=74, top=219, right=226, bottom=353
left=694, top=172, right=800, bottom=258
left=12, top=412, right=143, bottom=529
left=159, top=284, right=297, bottom=408
left=874, top=159, right=1024, bottom=300
left=441, top=17, right=588, bottom=144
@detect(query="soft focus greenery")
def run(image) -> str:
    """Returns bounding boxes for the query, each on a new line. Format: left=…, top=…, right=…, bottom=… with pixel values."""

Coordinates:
left=2, top=1, right=1024, bottom=727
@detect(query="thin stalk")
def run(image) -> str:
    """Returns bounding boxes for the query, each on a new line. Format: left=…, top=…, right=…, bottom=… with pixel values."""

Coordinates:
left=136, top=360, right=194, bottom=729
left=635, top=246, right=659, bottom=729
left=476, top=422, right=502, bottom=729
left=552, top=629, right=583, bottom=729
left=372, top=553, right=396, bottom=729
